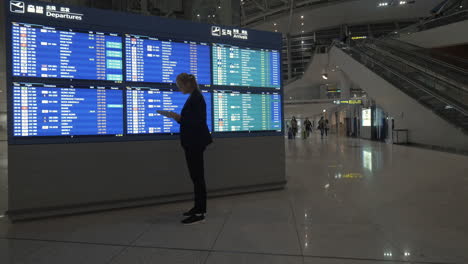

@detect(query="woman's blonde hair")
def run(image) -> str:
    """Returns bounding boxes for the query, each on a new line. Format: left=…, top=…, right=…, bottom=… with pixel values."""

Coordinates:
left=176, top=73, right=199, bottom=90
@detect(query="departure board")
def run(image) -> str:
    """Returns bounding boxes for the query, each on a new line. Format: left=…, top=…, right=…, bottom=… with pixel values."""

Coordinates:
left=125, top=34, right=211, bottom=85
left=126, top=88, right=212, bottom=134
left=212, top=44, right=280, bottom=88
left=12, top=83, right=124, bottom=137
left=213, top=91, right=281, bottom=132
left=11, top=22, right=123, bottom=81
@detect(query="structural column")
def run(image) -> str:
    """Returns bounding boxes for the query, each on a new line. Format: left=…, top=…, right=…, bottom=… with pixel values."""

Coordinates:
left=286, top=33, right=292, bottom=80
left=0, top=1, right=7, bottom=141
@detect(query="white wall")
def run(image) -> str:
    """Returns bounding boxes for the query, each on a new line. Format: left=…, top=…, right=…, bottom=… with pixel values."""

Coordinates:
left=399, top=20, right=468, bottom=48
left=284, top=101, right=335, bottom=119
left=284, top=54, right=329, bottom=100
left=252, top=0, right=441, bottom=35
left=284, top=53, right=358, bottom=100
left=330, top=47, right=468, bottom=151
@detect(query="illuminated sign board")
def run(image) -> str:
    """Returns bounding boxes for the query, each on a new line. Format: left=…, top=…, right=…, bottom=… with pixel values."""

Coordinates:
left=362, top=108, right=371, bottom=127
left=9, top=0, right=84, bottom=20
left=351, top=36, right=367, bottom=40
left=211, top=26, right=248, bottom=40
left=333, top=99, right=362, bottom=105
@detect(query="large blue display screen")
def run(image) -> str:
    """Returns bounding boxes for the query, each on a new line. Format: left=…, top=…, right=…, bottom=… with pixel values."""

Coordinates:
left=213, top=91, right=281, bottom=132
left=212, top=44, right=280, bottom=89
left=125, top=34, right=211, bottom=85
left=126, top=88, right=212, bottom=134
left=12, top=83, right=124, bottom=137
left=11, top=22, right=123, bottom=81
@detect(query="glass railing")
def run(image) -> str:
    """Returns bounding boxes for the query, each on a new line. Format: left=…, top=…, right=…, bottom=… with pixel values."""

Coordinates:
left=357, top=40, right=468, bottom=110
left=335, top=43, right=468, bottom=131
left=381, top=38, right=468, bottom=71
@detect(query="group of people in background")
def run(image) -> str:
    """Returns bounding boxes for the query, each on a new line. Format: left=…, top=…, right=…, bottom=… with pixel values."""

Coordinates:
left=287, top=116, right=329, bottom=139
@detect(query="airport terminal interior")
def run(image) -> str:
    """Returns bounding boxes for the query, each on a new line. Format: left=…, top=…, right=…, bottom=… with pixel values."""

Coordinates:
left=1, top=0, right=468, bottom=263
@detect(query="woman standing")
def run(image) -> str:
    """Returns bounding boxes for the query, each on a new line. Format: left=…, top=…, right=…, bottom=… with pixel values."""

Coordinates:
left=159, top=73, right=212, bottom=225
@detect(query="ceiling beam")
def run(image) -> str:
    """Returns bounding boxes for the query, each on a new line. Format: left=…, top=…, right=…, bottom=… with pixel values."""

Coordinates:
left=252, top=0, right=267, bottom=11
left=242, top=0, right=358, bottom=26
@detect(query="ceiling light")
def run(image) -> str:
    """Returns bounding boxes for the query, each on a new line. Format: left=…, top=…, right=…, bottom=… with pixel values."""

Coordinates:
left=301, top=15, right=304, bottom=19
left=274, top=23, right=277, bottom=26
left=301, top=22, right=304, bottom=26
left=322, top=73, right=328, bottom=80
left=302, top=30, right=304, bottom=33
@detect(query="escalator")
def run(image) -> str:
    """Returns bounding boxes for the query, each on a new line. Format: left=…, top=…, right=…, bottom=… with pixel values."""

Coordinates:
left=336, top=40, right=468, bottom=134
left=368, top=38, right=468, bottom=84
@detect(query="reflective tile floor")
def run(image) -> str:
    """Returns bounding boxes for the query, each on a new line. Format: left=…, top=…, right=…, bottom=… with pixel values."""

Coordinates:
left=1, top=135, right=468, bottom=263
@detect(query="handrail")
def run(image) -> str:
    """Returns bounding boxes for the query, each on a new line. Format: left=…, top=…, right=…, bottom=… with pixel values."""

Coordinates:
left=364, top=40, right=468, bottom=94
left=377, top=38, right=468, bottom=73
left=334, top=43, right=468, bottom=117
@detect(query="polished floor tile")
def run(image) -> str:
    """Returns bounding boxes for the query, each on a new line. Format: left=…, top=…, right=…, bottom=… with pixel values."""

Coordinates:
left=0, top=238, right=46, bottom=263
left=297, top=223, right=398, bottom=260
left=0, top=207, right=155, bottom=245
left=110, top=247, right=208, bottom=264
left=382, top=226, right=468, bottom=264
left=303, top=257, right=414, bottom=264
left=0, top=238, right=123, bottom=264
left=213, top=197, right=302, bottom=255
left=1, top=135, right=468, bottom=263
left=132, top=204, right=229, bottom=250
left=205, top=252, right=303, bottom=264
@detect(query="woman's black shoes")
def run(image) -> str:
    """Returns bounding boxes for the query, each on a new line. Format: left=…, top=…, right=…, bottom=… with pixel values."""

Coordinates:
left=183, top=208, right=206, bottom=216
left=183, top=208, right=197, bottom=216
left=182, top=214, right=205, bottom=225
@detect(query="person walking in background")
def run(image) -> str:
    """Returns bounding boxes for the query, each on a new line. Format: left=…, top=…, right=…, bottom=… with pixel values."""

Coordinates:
left=286, top=120, right=294, bottom=139
left=318, top=117, right=326, bottom=138
left=158, top=73, right=212, bottom=225
left=291, top=116, right=298, bottom=139
left=325, top=119, right=330, bottom=137
left=304, top=118, right=312, bottom=138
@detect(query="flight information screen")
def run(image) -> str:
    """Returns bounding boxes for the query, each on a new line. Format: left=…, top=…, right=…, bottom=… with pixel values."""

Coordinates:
left=212, top=44, right=280, bottom=89
left=126, top=88, right=212, bottom=134
left=125, top=34, right=211, bottom=85
left=213, top=91, right=281, bottom=132
left=11, top=22, right=123, bottom=81
left=12, top=83, right=124, bottom=137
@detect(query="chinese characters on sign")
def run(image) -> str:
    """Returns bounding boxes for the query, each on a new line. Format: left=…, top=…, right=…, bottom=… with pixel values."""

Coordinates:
left=211, top=26, right=248, bottom=40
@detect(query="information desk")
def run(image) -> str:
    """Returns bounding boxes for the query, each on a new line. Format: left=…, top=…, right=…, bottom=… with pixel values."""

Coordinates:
left=212, top=43, right=280, bottom=89
left=12, top=22, right=123, bottom=81
left=12, top=83, right=124, bottom=137
left=125, top=34, right=211, bottom=85
left=213, top=90, right=281, bottom=132
left=126, top=88, right=212, bottom=134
